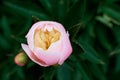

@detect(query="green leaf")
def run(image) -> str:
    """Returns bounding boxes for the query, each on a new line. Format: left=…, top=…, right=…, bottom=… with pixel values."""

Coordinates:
left=57, top=63, right=73, bottom=80
left=96, top=15, right=113, bottom=28
left=69, top=22, right=82, bottom=39
left=89, top=64, right=106, bottom=80
left=1, top=70, right=10, bottom=80
left=76, top=62, right=91, bottom=80
left=115, top=54, right=120, bottom=72
left=0, top=35, right=10, bottom=49
left=112, top=26, right=120, bottom=43
left=1, top=16, right=11, bottom=38
left=81, top=1, right=98, bottom=25
left=16, top=67, right=25, bottom=79
left=100, top=4, right=120, bottom=22
left=110, top=44, right=120, bottom=55
left=95, top=25, right=112, bottom=51
left=63, top=0, right=86, bottom=29
left=43, top=67, right=56, bottom=80
left=70, top=0, right=79, bottom=4
left=26, top=61, right=35, bottom=69
left=3, top=1, right=50, bottom=20
left=38, top=0, right=53, bottom=14
left=73, top=68, right=82, bottom=80
left=106, top=0, right=120, bottom=3
left=17, top=16, right=32, bottom=36
left=73, top=38, right=104, bottom=64
left=56, top=0, right=69, bottom=21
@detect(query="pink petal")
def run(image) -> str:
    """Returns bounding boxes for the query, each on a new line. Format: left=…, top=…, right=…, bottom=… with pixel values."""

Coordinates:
left=33, top=48, right=61, bottom=66
left=21, top=44, right=48, bottom=67
left=32, top=36, right=63, bottom=66
left=58, top=34, right=72, bottom=65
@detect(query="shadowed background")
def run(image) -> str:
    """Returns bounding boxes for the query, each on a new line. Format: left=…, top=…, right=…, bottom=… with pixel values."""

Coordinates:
left=0, top=0, right=120, bottom=80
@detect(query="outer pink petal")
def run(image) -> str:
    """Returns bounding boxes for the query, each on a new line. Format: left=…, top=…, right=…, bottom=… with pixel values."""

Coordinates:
left=33, top=47, right=61, bottom=66
left=21, top=44, right=48, bottom=67
left=58, top=34, right=72, bottom=65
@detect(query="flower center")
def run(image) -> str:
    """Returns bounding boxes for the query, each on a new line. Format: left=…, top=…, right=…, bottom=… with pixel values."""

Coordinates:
left=34, top=28, right=60, bottom=50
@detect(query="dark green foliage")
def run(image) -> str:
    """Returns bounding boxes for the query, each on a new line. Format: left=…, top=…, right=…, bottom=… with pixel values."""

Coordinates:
left=0, top=0, right=120, bottom=80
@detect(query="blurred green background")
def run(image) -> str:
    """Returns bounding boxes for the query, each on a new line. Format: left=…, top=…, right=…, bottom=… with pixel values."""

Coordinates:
left=0, top=0, right=120, bottom=80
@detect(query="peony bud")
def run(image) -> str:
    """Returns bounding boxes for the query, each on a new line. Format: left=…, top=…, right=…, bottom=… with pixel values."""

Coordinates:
left=21, top=21, right=72, bottom=67
left=14, top=52, right=28, bottom=66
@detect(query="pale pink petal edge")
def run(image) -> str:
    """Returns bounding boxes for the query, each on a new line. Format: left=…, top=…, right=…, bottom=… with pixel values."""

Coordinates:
left=21, top=44, right=49, bottom=67
left=58, top=34, right=73, bottom=65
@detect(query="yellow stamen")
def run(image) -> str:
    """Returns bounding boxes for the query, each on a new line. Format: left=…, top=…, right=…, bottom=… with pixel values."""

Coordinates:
left=34, top=28, right=60, bottom=50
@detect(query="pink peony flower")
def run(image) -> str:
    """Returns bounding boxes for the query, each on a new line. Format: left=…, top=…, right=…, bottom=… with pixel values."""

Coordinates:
left=21, top=21, right=72, bottom=67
